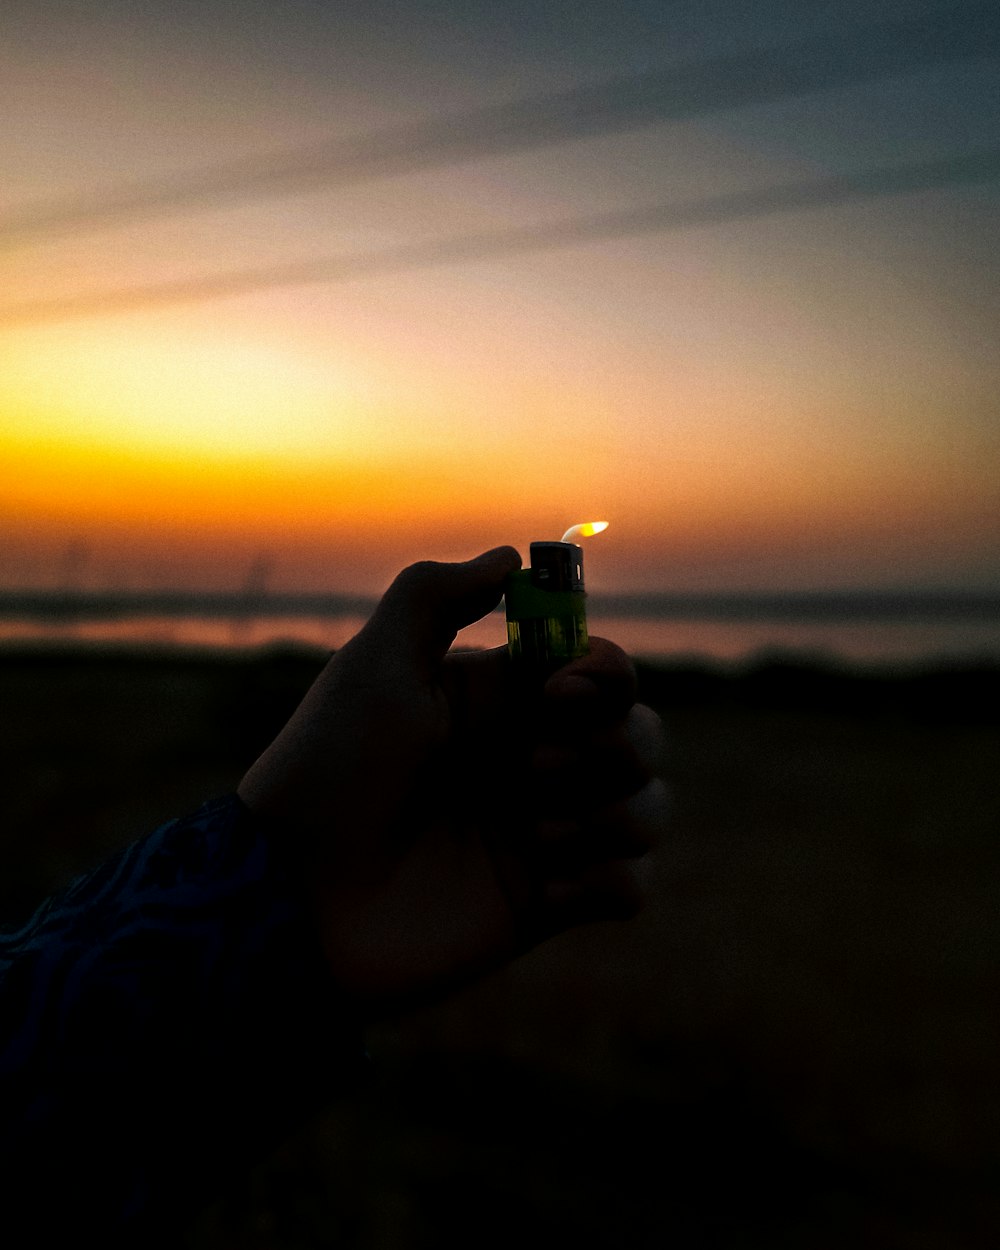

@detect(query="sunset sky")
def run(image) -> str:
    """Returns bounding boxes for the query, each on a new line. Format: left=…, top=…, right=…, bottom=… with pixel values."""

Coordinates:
left=2, top=1, right=998, bottom=596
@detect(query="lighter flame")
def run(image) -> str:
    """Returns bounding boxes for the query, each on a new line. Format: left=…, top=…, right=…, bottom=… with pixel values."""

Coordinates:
left=561, top=521, right=609, bottom=543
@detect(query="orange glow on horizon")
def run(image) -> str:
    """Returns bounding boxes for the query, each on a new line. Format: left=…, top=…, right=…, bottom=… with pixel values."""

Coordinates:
left=3, top=229, right=996, bottom=597
left=4, top=366, right=997, bottom=594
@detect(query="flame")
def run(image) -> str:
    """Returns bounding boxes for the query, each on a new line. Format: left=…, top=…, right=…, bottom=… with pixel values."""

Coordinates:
left=561, top=520, right=609, bottom=543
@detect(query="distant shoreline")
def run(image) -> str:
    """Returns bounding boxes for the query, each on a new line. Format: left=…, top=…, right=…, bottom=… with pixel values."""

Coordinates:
left=1, top=587, right=997, bottom=623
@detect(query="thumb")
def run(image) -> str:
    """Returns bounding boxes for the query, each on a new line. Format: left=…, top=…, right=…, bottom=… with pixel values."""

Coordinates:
left=363, top=546, right=522, bottom=671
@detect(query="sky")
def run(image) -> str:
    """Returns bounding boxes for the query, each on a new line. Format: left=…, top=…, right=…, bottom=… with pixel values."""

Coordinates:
left=2, top=0, right=998, bottom=596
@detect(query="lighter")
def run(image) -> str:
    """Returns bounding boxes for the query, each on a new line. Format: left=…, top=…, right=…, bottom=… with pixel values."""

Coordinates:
left=504, top=522, right=608, bottom=671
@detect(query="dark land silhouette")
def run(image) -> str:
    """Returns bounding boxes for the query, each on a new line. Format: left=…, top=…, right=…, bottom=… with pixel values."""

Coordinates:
left=0, top=641, right=996, bottom=1247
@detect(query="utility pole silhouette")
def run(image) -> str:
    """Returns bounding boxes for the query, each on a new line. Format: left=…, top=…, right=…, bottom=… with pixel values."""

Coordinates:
left=232, top=554, right=273, bottom=645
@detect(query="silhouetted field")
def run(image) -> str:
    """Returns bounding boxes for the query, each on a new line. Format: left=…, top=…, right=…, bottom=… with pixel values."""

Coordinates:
left=1, top=642, right=997, bottom=1248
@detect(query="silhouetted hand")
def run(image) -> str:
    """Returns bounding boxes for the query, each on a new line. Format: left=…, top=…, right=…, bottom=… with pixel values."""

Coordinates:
left=238, top=547, right=668, bottom=1013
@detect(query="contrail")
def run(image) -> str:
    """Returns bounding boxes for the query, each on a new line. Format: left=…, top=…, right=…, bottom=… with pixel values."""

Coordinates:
left=2, top=4, right=996, bottom=244
left=2, top=149, right=996, bottom=326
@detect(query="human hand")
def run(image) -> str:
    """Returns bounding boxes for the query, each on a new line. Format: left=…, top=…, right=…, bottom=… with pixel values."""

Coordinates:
left=237, top=547, right=668, bottom=1014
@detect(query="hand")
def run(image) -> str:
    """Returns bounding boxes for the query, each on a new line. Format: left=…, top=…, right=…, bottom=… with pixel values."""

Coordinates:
left=237, top=547, right=668, bottom=1014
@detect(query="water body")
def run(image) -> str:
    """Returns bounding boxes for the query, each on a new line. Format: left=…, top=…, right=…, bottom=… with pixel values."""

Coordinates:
left=1, top=599, right=998, bottom=666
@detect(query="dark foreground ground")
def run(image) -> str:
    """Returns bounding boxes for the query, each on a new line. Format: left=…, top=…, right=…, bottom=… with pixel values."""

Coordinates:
left=1, top=642, right=997, bottom=1248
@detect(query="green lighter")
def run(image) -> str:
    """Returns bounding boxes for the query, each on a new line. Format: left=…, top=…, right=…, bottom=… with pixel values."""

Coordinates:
left=504, top=522, right=608, bottom=673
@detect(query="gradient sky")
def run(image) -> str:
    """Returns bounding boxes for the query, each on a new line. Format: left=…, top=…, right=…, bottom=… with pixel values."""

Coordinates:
left=2, top=0, right=998, bottom=595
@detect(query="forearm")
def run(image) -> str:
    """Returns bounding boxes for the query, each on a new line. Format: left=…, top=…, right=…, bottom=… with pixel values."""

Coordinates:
left=0, top=795, right=363, bottom=1243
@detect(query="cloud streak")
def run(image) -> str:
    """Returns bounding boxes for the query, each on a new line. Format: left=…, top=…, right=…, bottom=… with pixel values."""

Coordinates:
left=3, top=148, right=997, bottom=326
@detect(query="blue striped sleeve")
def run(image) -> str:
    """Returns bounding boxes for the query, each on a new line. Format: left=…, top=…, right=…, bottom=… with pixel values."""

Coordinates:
left=0, top=794, right=363, bottom=1244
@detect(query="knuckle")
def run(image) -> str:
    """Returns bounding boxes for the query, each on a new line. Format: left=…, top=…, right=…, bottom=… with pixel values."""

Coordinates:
left=393, top=559, right=443, bottom=590
left=626, top=704, right=670, bottom=774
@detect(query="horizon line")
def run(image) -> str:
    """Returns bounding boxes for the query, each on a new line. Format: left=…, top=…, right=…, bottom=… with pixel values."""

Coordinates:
left=1, top=587, right=997, bottom=624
